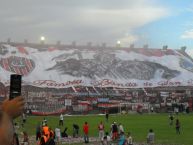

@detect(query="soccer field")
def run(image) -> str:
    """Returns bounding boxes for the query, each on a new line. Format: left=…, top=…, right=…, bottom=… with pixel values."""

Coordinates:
left=17, top=114, right=193, bottom=145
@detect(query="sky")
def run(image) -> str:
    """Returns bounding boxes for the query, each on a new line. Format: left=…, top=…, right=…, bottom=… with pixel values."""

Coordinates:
left=0, top=0, right=193, bottom=55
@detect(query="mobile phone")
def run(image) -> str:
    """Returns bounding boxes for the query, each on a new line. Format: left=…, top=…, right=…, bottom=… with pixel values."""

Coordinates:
left=9, top=74, right=22, bottom=100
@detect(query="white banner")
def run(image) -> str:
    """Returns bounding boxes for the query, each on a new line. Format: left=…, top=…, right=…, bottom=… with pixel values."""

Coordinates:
left=0, top=44, right=193, bottom=88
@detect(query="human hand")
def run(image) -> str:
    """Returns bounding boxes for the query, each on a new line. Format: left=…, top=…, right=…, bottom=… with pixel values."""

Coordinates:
left=2, top=96, right=25, bottom=119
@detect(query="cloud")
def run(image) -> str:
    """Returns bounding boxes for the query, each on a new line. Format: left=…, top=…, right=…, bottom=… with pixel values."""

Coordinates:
left=0, top=0, right=170, bottom=45
left=181, top=29, right=193, bottom=39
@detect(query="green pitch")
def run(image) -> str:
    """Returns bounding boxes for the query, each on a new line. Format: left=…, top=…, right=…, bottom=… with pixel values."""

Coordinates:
left=17, top=114, right=193, bottom=145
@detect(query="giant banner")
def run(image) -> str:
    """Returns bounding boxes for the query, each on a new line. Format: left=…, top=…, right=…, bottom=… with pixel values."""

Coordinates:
left=0, top=44, right=193, bottom=88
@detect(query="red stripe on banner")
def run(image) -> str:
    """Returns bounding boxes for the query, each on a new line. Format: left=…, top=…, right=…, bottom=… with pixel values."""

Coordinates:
left=21, top=67, right=28, bottom=75
left=5, top=58, right=11, bottom=72
left=26, top=58, right=33, bottom=70
left=24, top=58, right=30, bottom=72
left=13, top=67, right=21, bottom=75
left=20, top=68, right=25, bottom=75
left=2, top=59, right=9, bottom=71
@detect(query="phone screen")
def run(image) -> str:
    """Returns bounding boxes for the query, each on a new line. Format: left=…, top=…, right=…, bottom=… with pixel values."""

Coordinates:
left=9, top=74, right=22, bottom=100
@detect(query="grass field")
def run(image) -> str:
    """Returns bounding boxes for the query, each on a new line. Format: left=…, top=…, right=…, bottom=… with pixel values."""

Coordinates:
left=16, top=113, right=193, bottom=145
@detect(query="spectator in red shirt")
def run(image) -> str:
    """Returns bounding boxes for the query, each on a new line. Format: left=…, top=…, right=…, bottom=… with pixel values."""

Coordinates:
left=83, top=122, right=89, bottom=143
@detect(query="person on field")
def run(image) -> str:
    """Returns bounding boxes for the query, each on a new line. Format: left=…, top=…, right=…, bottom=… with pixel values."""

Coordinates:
left=118, top=123, right=124, bottom=134
left=127, top=132, right=133, bottom=145
left=118, top=132, right=126, bottom=145
left=46, top=129, right=55, bottom=145
left=43, top=124, right=49, bottom=137
left=13, top=132, right=20, bottom=145
left=21, top=131, right=29, bottom=145
left=36, top=122, right=41, bottom=141
left=147, top=129, right=155, bottom=145
left=98, top=121, right=105, bottom=141
left=176, top=119, right=180, bottom=134
left=61, top=127, right=68, bottom=138
left=22, top=113, right=27, bottom=127
left=150, top=106, right=154, bottom=113
left=83, top=122, right=89, bottom=143
left=102, top=132, right=111, bottom=145
left=73, top=124, right=79, bottom=137
left=169, top=113, right=174, bottom=126
left=39, top=135, right=46, bottom=145
left=49, top=128, right=55, bottom=139
left=13, top=123, right=20, bottom=145
left=111, top=122, right=118, bottom=140
left=55, top=126, right=61, bottom=144
left=42, top=118, right=47, bottom=126
left=59, top=114, right=64, bottom=126
left=105, top=111, right=109, bottom=122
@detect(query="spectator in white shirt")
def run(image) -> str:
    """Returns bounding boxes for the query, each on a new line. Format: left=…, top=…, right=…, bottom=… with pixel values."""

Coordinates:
left=119, top=123, right=124, bottom=134
left=55, top=127, right=61, bottom=143
left=59, top=114, right=64, bottom=126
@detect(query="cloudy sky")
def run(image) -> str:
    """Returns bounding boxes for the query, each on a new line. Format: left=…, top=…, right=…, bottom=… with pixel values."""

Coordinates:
left=0, top=0, right=193, bottom=54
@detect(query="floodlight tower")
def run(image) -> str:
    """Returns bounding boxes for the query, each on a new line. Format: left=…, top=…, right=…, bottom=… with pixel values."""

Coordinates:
left=181, top=46, right=187, bottom=52
left=162, top=45, right=168, bottom=50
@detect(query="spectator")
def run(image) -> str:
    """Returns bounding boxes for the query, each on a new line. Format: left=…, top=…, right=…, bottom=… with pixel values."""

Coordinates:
left=73, top=124, right=79, bottom=137
left=118, top=132, right=125, bottom=145
left=105, top=111, right=109, bottom=122
left=59, top=114, right=64, bottom=126
left=21, top=131, right=29, bottom=145
left=151, top=106, right=154, bottom=113
left=83, top=122, right=89, bottom=143
left=119, top=123, right=124, bottom=134
left=127, top=132, right=133, bottom=145
left=147, top=129, right=155, bottom=145
left=176, top=119, right=180, bottom=134
left=55, top=126, right=61, bottom=143
left=112, top=122, right=118, bottom=140
left=43, top=124, right=49, bottom=137
left=98, top=121, right=105, bottom=141
left=39, top=135, right=46, bottom=145
left=13, top=133, right=19, bottom=145
left=102, top=132, right=111, bottom=145
left=42, top=118, right=47, bottom=126
left=36, top=122, right=41, bottom=141
left=46, top=129, right=55, bottom=145
left=14, top=123, right=20, bottom=134
left=49, top=128, right=55, bottom=139
left=169, top=113, right=174, bottom=126
left=13, top=123, right=20, bottom=145
left=61, top=127, right=68, bottom=138
left=22, top=113, right=26, bottom=127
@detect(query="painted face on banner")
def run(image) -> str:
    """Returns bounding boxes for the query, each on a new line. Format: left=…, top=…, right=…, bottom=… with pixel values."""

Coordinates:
left=0, top=56, right=35, bottom=76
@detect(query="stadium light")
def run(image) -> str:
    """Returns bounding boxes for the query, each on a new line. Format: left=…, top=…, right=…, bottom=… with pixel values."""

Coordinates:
left=116, top=40, right=121, bottom=48
left=41, top=36, right=45, bottom=41
left=117, top=40, right=121, bottom=45
left=40, top=36, right=45, bottom=45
